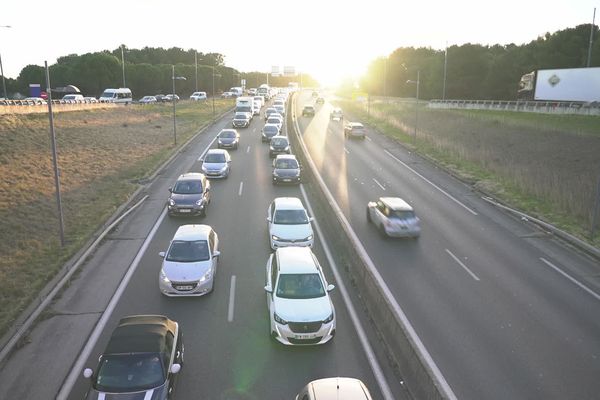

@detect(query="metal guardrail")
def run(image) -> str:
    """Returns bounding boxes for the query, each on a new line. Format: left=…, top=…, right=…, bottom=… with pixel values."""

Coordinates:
left=0, top=99, right=100, bottom=106
left=429, top=99, right=600, bottom=115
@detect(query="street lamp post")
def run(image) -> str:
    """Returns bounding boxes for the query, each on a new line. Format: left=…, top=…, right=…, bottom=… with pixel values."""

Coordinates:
left=171, top=65, right=186, bottom=145
left=195, top=51, right=198, bottom=92
left=120, top=45, right=126, bottom=88
left=0, top=25, right=11, bottom=100
left=443, top=43, right=448, bottom=100
left=406, top=70, right=420, bottom=144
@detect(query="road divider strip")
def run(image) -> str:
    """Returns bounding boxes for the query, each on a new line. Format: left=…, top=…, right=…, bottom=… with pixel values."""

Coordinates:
left=540, top=258, right=600, bottom=301
left=445, top=249, right=481, bottom=281
left=228, top=275, right=237, bottom=322
left=373, top=178, right=386, bottom=191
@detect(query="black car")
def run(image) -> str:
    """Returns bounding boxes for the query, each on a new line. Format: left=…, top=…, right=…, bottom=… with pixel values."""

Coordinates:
left=155, top=94, right=167, bottom=102
left=302, top=105, right=315, bottom=117
left=83, top=315, right=184, bottom=400
left=272, top=154, right=301, bottom=185
left=269, top=136, right=291, bottom=158
left=315, top=97, right=325, bottom=104
left=217, top=129, right=240, bottom=149
left=167, top=173, right=211, bottom=217
left=261, top=124, right=280, bottom=142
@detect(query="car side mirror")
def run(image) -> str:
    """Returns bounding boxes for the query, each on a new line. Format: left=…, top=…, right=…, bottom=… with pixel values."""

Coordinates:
left=170, top=364, right=181, bottom=374
left=159, top=251, right=166, bottom=258
left=267, top=217, right=271, bottom=222
left=309, top=217, right=314, bottom=222
left=264, top=285, right=273, bottom=293
left=213, top=251, right=221, bottom=258
left=199, top=158, right=204, bottom=162
left=168, top=187, right=172, bottom=193
left=83, top=368, right=93, bottom=379
left=327, top=284, right=335, bottom=292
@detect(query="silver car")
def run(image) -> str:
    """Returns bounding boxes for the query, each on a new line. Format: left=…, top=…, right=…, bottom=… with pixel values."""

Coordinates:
left=159, top=224, right=220, bottom=296
left=201, top=149, right=231, bottom=179
left=367, top=197, right=420, bottom=238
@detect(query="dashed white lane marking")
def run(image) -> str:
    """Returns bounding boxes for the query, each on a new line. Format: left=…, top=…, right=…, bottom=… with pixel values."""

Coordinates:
left=540, top=258, right=600, bottom=301
left=238, top=181, right=244, bottom=196
left=344, top=148, right=350, bottom=154
left=373, top=178, right=386, bottom=191
left=445, top=249, right=480, bottom=281
left=365, top=136, right=372, bottom=142
left=246, top=146, right=251, bottom=153
left=384, top=149, right=478, bottom=216
left=228, top=275, right=237, bottom=322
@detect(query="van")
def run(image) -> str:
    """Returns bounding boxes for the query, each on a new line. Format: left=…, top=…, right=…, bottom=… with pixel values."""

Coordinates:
left=99, top=88, right=132, bottom=104
left=190, top=91, right=207, bottom=101
left=230, top=87, right=243, bottom=97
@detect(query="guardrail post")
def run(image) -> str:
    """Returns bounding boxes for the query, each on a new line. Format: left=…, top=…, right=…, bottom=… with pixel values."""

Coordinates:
left=591, top=174, right=600, bottom=240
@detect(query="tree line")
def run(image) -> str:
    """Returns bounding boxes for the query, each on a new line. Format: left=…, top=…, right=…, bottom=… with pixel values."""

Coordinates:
left=352, top=23, right=599, bottom=100
left=3, top=46, right=317, bottom=99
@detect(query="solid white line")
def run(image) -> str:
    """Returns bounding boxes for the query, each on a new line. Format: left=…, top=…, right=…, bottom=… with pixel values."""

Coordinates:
left=238, top=181, right=244, bottom=196
left=445, top=249, right=481, bottom=281
left=246, top=145, right=251, bottom=153
left=300, top=185, right=395, bottom=400
left=344, top=147, right=350, bottom=154
left=198, top=134, right=220, bottom=161
left=540, top=258, right=600, bottom=301
left=228, top=275, right=237, bottom=322
left=57, top=208, right=168, bottom=400
left=365, top=136, right=372, bottom=142
left=373, top=178, right=386, bottom=191
left=384, top=149, right=478, bottom=216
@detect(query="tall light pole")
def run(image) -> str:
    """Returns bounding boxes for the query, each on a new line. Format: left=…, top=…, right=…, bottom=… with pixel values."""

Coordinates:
left=587, top=8, right=596, bottom=67
left=171, top=65, right=186, bottom=145
left=443, top=43, right=448, bottom=100
left=406, top=70, right=420, bottom=144
left=0, top=25, right=11, bottom=100
left=120, top=45, right=126, bottom=88
left=383, top=57, right=387, bottom=97
left=194, top=51, right=198, bottom=92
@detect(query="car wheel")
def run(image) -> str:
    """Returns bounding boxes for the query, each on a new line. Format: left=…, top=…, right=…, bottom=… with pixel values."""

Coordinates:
left=366, top=207, right=371, bottom=222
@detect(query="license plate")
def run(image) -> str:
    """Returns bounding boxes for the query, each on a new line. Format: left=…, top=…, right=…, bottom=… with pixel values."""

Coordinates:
left=175, top=285, right=193, bottom=290
left=283, top=179, right=291, bottom=182
left=294, top=333, right=317, bottom=340
left=179, top=209, right=191, bottom=213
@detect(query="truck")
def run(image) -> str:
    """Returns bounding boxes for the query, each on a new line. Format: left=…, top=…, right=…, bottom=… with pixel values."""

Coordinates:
left=235, top=96, right=254, bottom=116
left=257, top=84, right=271, bottom=100
left=517, top=67, right=600, bottom=102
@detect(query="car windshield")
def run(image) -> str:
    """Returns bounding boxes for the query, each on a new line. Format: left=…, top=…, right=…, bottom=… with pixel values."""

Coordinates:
left=166, top=240, right=210, bottom=262
left=234, top=113, right=248, bottom=119
left=304, top=106, right=314, bottom=110
left=204, top=153, right=226, bottom=163
left=352, top=125, right=364, bottom=131
left=219, top=131, right=235, bottom=138
left=276, top=273, right=325, bottom=299
left=267, top=118, right=280, bottom=124
left=95, top=353, right=165, bottom=392
left=273, top=209, right=308, bottom=225
left=390, top=210, right=416, bottom=220
left=275, top=159, right=298, bottom=169
left=100, top=91, right=115, bottom=98
left=271, top=138, right=288, bottom=146
left=264, top=126, right=278, bottom=133
left=172, top=180, right=203, bottom=194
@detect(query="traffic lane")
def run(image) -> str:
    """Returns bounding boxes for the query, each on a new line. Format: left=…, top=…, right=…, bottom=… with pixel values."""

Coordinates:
left=305, top=98, right=593, bottom=398
left=68, top=113, right=387, bottom=399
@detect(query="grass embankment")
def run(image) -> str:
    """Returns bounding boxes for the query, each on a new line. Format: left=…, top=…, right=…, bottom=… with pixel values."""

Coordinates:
left=0, top=99, right=234, bottom=337
left=336, top=98, right=600, bottom=246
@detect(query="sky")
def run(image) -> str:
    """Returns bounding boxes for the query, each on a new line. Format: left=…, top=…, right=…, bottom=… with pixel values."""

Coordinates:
left=0, top=0, right=598, bottom=86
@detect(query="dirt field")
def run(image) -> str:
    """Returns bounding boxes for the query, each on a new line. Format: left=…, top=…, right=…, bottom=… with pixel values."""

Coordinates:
left=0, top=100, right=233, bottom=336
left=336, top=99, right=600, bottom=245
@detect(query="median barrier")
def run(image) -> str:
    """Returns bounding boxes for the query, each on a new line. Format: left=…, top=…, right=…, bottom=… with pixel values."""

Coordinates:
left=287, top=92, right=453, bottom=400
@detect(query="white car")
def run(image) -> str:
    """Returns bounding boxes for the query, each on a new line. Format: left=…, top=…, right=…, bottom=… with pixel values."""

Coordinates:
left=266, top=115, right=283, bottom=132
left=273, top=104, right=285, bottom=116
left=190, top=91, right=207, bottom=101
left=267, top=197, right=314, bottom=249
left=159, top=224, right=220, bottom=296
left=265, top=247, right=336, bottom=345
left=201, top=149, right=231, bottom=178
left=367, top=197, right=421, bottom=238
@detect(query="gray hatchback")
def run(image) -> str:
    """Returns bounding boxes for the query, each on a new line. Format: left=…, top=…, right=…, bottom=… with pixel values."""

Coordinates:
left=167, top=173, right=211, bottom=217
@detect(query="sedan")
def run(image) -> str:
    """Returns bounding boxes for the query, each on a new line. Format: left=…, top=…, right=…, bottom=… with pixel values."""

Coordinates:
left=302, top=105, right=315, bottom=117
left=262, top=124, right=280, bottom=142
left=269, top=136, right=291, bottom=158
left=167, top=173, right=211, bottom=217
left=267, top=197, right=314, bottom=249
left=217, top=129, right=240, bottom=149
left=344, top=122, right=366, bottom=139
left=367, top=197, right=421, bottom=238
left=232, top=112, right=251, bottom=128
left=159, top=224, right=220, bottom=296
left=272, top=154, right=301, bottom=185
left=266, top=115, right=283, bottom=132
left=139, top=96, right=157, bottom=104
left=82, top=315, right=183, bottom=399
left=264, top=107, right=278, bottom=119
left=201, top=149, right=231, bottom=179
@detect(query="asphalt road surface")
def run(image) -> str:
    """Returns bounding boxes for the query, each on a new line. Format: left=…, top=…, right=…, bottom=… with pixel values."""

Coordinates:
left=296, top=91, right=600, bottom=400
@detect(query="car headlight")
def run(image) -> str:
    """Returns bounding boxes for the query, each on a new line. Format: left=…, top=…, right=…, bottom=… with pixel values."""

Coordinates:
left=220, top=165, right=228, bottom=172
left=201, top=165, right=208, bottom=173
left=271, top=235, right=281, bottom=241
left=199, top=269, right=213, bottom=282
left=284, top=146, right=290, bottom=151
left=196, top=199, right=204, bottom=206
left=160, top=270, right=170, bottom=283
left=269, top=146, right=275, bottom=151
left=323, top=312, right=334, bottom=324
left=274, top=313, right=287, bottom=325
left=168, top=199, right=175, bottom=206
left=304, top=234, right=313, bottom=241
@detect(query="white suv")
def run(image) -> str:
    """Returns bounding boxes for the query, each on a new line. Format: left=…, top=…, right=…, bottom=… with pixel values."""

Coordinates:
left=190, top=91, right=207, bottom=101
left=264, top=247, right=336, bottom=345
left=267, top=197, right=314, bottom=249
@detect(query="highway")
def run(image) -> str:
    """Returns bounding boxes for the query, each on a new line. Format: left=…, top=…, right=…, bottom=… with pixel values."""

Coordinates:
left=295, top=91, right=600, bottom=399
left=0, top=98, right=409, bottom=399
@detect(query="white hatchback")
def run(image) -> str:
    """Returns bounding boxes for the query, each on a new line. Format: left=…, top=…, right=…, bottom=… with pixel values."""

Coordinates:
left=267, top=197, right=314, bottom=249
left=159, top=225, right=220, bottom=296
left=265, top=247, right=336, bottom=345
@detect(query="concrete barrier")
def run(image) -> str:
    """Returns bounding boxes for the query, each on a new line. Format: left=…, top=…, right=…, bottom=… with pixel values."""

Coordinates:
left=288, top=92, right=455, bottom=400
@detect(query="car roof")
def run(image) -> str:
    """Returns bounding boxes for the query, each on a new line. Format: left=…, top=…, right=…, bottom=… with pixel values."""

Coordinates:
left=276, top=247, right=318, bottom=274
left=264, top=123, right=279, bottom=129
left=105, top=315, right=176, bottom=355
left=176, top=172, right=205, bottom=181
left=205, top=148, right=229, bottom=156
left=275, top=154, right=297, bottom=161
left=273, top=197, right=304, bottom=210
left=380, top=197, right=413, bottom=211
left=349, top=122, right=364, bottom=128
left=304, top=105, right=315, bottom=108
left=173, top=224, right=211, bottom=241
left=271, top=135, right=288, bottom=141
left=219, top=129, right=238, bottom=135
left=309, top=378, right=372, bottom=399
